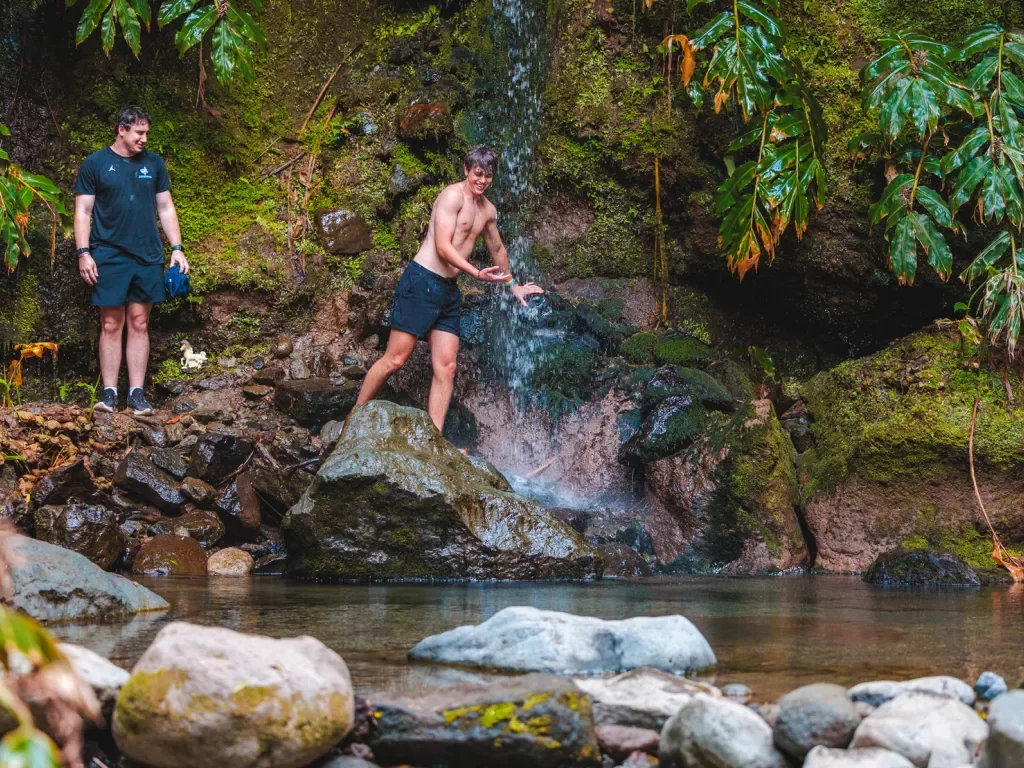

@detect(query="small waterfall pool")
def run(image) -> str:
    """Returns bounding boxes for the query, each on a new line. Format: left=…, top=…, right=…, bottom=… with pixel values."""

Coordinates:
left=53, top=576, right=1023, bottom=701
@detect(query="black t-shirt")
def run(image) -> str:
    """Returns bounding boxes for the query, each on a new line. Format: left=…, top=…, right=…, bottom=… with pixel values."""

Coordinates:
left=74, top=147, right=171, bottom=264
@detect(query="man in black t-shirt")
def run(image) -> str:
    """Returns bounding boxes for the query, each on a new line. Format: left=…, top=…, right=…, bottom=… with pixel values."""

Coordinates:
left=74, top=106, right=189, bottom=415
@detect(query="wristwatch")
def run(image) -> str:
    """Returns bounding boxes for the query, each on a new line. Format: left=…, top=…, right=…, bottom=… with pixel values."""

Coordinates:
left=76, top=247, right=91, bottom=258
left=171, top=244, right=184, bottom=252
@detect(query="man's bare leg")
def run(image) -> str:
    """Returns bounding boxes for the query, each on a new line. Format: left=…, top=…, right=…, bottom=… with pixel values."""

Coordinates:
left=98, top=306, right=126, bottom=389
left=427, top=329, right=459, bottom=432
left=355, top=329, right=418, bottom=406
left=125, top=301, right=153, bottom=389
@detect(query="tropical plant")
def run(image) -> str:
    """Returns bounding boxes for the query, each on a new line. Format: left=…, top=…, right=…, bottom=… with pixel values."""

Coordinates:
left=76, top=374, right=103, bottom=411
left=5, top=344, right=60, bottom=406
left=662, top=0, right=828, bottom=279
left=854, top=24, right=1024, bottom=354
left=0, top=124, right=66, bottom=272
left=68, top=0, right=266, bottom=83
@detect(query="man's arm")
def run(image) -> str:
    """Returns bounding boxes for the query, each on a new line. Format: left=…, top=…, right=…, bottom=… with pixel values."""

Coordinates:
left=156, top=190, right=189, bottom=274
left=482, top=212, right=544, bottom=307
left=74, top=194, right=98, bottom=286
left=433, top=188, right=507, bottom=282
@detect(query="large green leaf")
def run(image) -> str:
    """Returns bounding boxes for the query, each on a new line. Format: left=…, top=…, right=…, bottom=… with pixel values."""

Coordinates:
left=1004, top=72, right=1024, bottom=107
left=716, top=161, right=758, bottom=213
left=100, top=4, right=116, bottom=55
left=940, top=124, right=989, bottom=175
left=907, top=78, right=940, bottom=135
left=130, top=0, right=150, bottom=28
left=950, top=155, right=994, bottom=213
left=115, top=0, right=141, bottom=57
left=890, top=214, right=919, bottom=285
left=879, top=78, right=913, bottom=139
left=174, top=4, right=216, bottom=56
left=157, top=0, right=199, bottom=28
left=981, top=165, right=1008, bottom=222
left=965, top=55, right=999, bottom=92
left=228, top=6, right=266, bottom=50
left=211, top=21, right=235, bottom=84
left=737, top=0, right=782, bottom=38
left=911, top=211, right=952, bottom=279
left=76, top=0, right=111, bottom=44
left=690, top=11, right=732, bottom=51
left=916, top=186, right=955, bottom=229
left=955, top=23, right=1003, bottom=60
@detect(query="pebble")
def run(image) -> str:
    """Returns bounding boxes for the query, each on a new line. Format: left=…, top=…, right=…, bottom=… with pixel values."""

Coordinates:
left=207, top=547, right=254, bottom=576
left=723, top=683, right=753, bottom=704
left=975, top=671, right=1008, bottom=701
left=272, top=335, right=294, bottom=358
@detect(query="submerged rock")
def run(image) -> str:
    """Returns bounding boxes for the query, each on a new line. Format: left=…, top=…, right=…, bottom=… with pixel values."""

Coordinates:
left=368, top=674, right=600, bottom=768
left=35, top=503, right=125, bottom=570
left=773, top=683, right=860, bottom=760
left=113, top=622, right=354, bottom=768
left=131, top=535, right=208, bottom=577
left=283, top=402, right=600, bottom=580
left=659, top=694, right=788, bottom=768
left=977, top=689, right=1024, bottom=768
left=1, top=536, right=168, bottom=623
left=408, top=606, right=715, bottom=675
left=573, top=668, right=718, bottom=730
left=864, top=551, right=980, bottom=586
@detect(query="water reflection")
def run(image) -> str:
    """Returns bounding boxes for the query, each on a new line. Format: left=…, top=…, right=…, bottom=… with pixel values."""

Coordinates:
left=49, top=576, right=1024, bottom=701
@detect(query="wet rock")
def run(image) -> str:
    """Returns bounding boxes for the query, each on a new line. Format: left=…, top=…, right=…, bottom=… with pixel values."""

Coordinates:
left=620, top=395, right=714, bottom=464
left=114, top=452, right=185, bottom=513
left=242, top=384, right=273, bottom=400
left=596, top=725, right=659, bottom=761
left=848, top=676, right=975, bottom=708
left=659, top=694, right=788, bottom=768
left=249, top=457, right=314, bottom=518
left=773, top=683, right=860, bottom=760
left=272, top=335, right=294, bottom=359
left=975, top=671, right=1008, bottom=701
left=60, top=642, right=129, bottom=722
left=35, top=503, right=125, bottom=571
left=131, top=535, right=208, bottom=577
left=574, top=668, right=718, bottom=730
left=864, top=551, right=980, bottom=586
left=239, top=525, right=286, bottom=560
left=188, top=433, right=255, bottom=485
left=253, top=553, right=287, bottom=575
left=804, top=746, right=915, bottom=767
left=290, top=356, right=312, bottom=381
left=197, top=374, right=232, bottom=391
left=641, top=366, right=734, bottom=412
left=977, top=689, right=1024, bottom=768
left=214, top=472, right=261, bottom=536
left=597, top=542, right=653, bottom=577
left=139, top=426, right=169, bottom=448
left=396, top=102, right=452, bottom=141
left=112, top=622, right=354, bottom=768
left=150, top=506, right=224, bottom=549
left=284, top=402, right=600, bottom=580
left=32, top=458, right=93, bottom=506
left=252, top=365, right=286, bottom=385
left=369, top=674, right=600, bottom=768
left=338, top=364, right=366, bottom=379
left=207, top=547, right=253, bottom=576
left=320, top=420, right=346, bottom=447
left=850, top=690, right=987, bottom=767
left=723, top=683, right=753, bottom=703
left=273, top=378, right=360, bottom=427
left=165, top=420, right=186, bottom=445
left=409, top=606, right=715, bottom=675
left=151, top=448, right=189, bottom=480
left=315, top=208, right=373, bottom=254
left=2, top=536, right=168, bottom=623
left=180, top=477, right=216, bottom=507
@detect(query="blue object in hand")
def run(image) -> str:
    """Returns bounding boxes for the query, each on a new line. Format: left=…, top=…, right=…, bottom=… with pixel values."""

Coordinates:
left=164, top=264, right=191, bottom=299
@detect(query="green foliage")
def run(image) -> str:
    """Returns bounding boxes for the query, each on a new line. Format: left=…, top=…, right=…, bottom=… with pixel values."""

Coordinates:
left=69, top=0, right=266, bottom=83
left=654, top=333, right=712, bottom=366
left=0, top=124, right=66, bottom=272
left=621, top=331, right=659, bottom=364
left=671, top=0, right=828, bottom=278
left=855, top=24, right=1024, bottom=353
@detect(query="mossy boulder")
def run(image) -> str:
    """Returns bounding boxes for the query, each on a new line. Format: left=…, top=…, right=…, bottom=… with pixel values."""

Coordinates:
left=620, top=396, right=717, bottom=465
left=369, top=674, right=601, bottom=768
left=864, top=550, right=980, bottom=587
left=654, top=334, right=712, bottom=368
left=640, top=366, right=734, bottom=412
left=112, top=622, right=354, bottom=768
left=282, top=401, right=602, bottom=580
left=799, top=327, right=1024, bottom=572
left=621, top=332, right=658, bottom=364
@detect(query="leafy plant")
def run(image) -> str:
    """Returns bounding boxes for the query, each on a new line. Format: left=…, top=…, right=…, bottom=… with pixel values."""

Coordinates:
left=662, top=0, right=828, bottom=279
left=5, top=344, right=59, bottom=406
left=69, top=0, right=266, bottom=83
left=76, top=374, right=102, bottom=411
left=854, top=24, right=1024, bottom=354
left=0, top=124, right=66, bottom=272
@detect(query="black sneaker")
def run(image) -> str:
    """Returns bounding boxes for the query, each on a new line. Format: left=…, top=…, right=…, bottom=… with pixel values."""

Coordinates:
left=127, top=389, right=154, bottom=416
left=93, top=389, right=117, bottom=413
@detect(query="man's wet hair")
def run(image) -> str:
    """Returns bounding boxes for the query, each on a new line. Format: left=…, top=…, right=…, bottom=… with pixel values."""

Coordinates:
left=464, top=146, right=498, bottom=175
left=115, top=106, right=151, bottom=137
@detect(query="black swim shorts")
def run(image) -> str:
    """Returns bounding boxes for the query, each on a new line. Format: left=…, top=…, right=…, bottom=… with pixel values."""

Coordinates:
left=90, top=247, right=167, bottom=307
left=390, top=260, right=462, bottom=339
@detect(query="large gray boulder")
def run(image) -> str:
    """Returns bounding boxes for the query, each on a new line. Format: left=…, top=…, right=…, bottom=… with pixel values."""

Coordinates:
left=659, top=694, right=788, bottom=768
left=848, top=677, right=975, bottom=708
left=283, top=402, right=601, bottom=580
left=409, top=606, right=716, bottom=675
left=850, top=690, right=988, bottom=767
left=368, top=673, right=601, bottom=767
left=112, top=622, right=354, bottom=768
left=574, top=667, right=720, bottom=729
left=1, top=536, right=168, bottom=623
left=977, top=689, right=1024, bottom=768
left=803, top=746, right=915, bottom=767
left=773, top=683, right=861, bottom=760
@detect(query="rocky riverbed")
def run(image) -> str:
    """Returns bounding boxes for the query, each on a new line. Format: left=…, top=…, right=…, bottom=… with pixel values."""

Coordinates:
left=30, top=605, right=1024, bottom=768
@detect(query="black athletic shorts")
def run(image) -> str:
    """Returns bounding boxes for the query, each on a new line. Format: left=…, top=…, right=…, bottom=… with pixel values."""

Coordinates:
left=91, top=247, right=166, bottom=307
left=390, top=260, right=462, bottom=339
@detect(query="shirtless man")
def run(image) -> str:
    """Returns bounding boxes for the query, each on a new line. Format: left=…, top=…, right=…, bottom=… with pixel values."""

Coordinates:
left=355, top=146, right=542, bottom=431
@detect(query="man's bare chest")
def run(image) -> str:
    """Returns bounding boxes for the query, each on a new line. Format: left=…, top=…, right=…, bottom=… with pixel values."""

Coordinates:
left=453, top=206, right=487, bottom=244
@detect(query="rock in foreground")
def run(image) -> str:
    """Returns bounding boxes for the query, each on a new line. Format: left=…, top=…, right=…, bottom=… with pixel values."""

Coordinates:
left=803, top=746, right=914, bottom=767
left=283, top=402, right=600, bottom=580
left=659, top=694, right=788, bottom=768
left=847, top=676, right=975, bottom=708
left=369, top=674, right=601, bottom=768
left=1, top=536, right=168, bottom=623
left=574, top=667, right=719, bottom=729
left=977, top=689, right=1024, bottom=768
left=409, top=606, right=716, bottom=675
left=113, top=622, right=354, bottom=768
left=773, top=683, right=861, bottom=760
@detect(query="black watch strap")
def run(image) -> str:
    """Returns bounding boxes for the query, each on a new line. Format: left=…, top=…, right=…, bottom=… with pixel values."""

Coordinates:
left=76, top=247, right=91, bottom=257
left=171, top=244, right=184, bottom=252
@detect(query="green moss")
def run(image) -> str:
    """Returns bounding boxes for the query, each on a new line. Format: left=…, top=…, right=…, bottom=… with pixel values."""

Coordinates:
left=621, top=331, right=658, bottom=364
left=899, top=528, right=1024, bottom=572
left=114, top=668, right=187, bottom=735
left=655, top=334, right=712, bottom=367
left=0, top=270, right=43, bottom=344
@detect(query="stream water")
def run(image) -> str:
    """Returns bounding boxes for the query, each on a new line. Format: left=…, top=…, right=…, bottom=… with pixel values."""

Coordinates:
left=53, top=576, right=1023, bottom=702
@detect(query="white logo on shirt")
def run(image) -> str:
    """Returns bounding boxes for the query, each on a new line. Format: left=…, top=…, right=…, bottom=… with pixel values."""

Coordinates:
left=139, top=167, right=151, bottom=178
left=107, top=165, right=116, bottom=172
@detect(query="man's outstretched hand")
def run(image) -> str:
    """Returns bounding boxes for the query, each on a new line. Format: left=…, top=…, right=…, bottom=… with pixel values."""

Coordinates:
left=477, top=265, right=511, bottom=283
left=511, top=282, right=544, bottom=307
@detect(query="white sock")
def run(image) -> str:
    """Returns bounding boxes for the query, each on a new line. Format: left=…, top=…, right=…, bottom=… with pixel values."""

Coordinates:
left=129, top=387, right=143, bottom=396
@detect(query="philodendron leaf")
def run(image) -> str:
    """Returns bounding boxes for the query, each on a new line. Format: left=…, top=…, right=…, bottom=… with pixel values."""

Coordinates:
left=158, top=0, right=200, bottom=28
left=890, top=214, right=919, bottom=285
